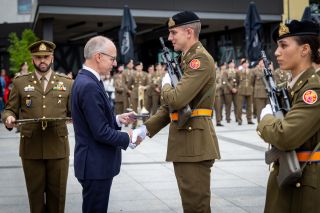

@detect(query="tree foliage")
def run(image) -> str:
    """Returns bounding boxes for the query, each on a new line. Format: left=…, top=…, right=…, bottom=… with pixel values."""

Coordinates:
left=7, top=29, right=38, bottom=74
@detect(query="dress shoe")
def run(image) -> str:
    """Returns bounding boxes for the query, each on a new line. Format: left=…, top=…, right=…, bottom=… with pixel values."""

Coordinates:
left=248, top=121, right=255, bottom=125
left=238, top=121, right=242, bottom=125
left=216, top=123, right=224, bottom=127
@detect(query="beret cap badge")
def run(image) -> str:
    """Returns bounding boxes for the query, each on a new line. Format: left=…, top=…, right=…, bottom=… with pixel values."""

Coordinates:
left=168, top=18, right=175, bottom=28
left=278, top=23, right=290, bottom=37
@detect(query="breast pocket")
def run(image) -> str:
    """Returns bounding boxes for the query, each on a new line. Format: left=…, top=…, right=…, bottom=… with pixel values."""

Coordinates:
left=52, top=91, right=69, bottom=106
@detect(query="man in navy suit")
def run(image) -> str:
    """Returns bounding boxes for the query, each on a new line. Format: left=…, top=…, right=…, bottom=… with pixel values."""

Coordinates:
left=71, top=36, right=141, bottom=213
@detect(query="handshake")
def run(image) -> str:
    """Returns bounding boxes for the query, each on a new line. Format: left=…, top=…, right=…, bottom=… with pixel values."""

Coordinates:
left=116, top=112, right=148, bottom=150
left=128, top=125, right=148, bottom=149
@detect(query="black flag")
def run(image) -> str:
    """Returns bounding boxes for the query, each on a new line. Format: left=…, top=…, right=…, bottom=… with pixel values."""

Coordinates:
left=244, top=2, right=263, bottom=66
left=301, top=7, right=312, bottom=21
left=118, top=5, right=137, bottom=64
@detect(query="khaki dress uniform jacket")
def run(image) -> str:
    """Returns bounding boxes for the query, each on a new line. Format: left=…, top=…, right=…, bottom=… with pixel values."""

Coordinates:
left=257, top=67, right=320, bottom=213
left=214, top=69, right=223, bottom=124
left=114, top=73, right=126, bottom=114
left=1, top=71, right=73, bottom=213
left=144, top=42, right=220, bottom=213
left=253, top=68, right=269, bottom=122
left=222, top=68, right=238, bottom=122
left=274, top=68, right=291, bottom=85
left=150, top=72, right=162, bottom=115
left=236, top=68, right=254, bottom=123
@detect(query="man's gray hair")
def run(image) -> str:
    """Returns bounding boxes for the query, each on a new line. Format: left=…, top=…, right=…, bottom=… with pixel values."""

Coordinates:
left=182, top=22, right=201, bottom=38
left=84, top=36, right=111, bottom=59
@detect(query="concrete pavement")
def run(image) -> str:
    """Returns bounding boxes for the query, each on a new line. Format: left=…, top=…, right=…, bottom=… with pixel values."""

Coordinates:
left=0, top=118, right=270, bottom=213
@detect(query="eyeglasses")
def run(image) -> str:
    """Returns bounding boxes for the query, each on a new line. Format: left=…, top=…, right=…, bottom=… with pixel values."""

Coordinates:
left=99, top=52, right=116, bottom=62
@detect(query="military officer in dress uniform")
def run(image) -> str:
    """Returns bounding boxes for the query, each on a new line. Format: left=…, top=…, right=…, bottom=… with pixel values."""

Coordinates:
left=123, top=59, right=134, bottom=111
left=257, top=20, right=320, bottom=213
left=129, top=61, right=148, bottom=128
left=145, top=64, right=155, bottom=113
left=2, top=40, right=73, bottom=213
left=222, top=60, right=238, bottom=123
left=274, top=67, right=291, bottom=85
left=132, top=11, right=220, bottom=213
left=214, top=67, right=223, bottom=126
left=114, top=64, right=126, bottom=114
left=253, top=59, right=268, bottom=122
left=150, top=63, right=162, bottom=115
left=236, top=58, right=255, bottom=125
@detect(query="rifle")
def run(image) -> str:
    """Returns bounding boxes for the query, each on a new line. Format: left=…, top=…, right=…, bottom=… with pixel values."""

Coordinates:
left=14, top=117, right=72, bottom=130
left=261, top=50, right=301, bottom=187
left=159, top=37, right=192, bottom=127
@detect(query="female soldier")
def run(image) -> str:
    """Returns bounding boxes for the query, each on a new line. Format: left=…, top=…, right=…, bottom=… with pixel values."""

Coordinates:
left=257, top=20, right=320, bottom=212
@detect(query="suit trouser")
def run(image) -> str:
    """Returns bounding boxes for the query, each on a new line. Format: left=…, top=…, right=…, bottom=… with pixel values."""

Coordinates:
left=21, top=158, right=69, bottom=213
left=78, top=178, right=113, bottom=213
left=173, top=160, right=214, bottom=213
left=236, top=95, right=253, bottom=122
left=255, top=98, right=269, bottom=122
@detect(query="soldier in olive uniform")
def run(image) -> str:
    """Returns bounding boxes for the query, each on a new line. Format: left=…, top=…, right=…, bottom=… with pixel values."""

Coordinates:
left=257, top=20, right=320, bottom=213
left=222, top=60, right=238, bottom=123
left=114, top=64, right=126, bottom=114
left=214, top=67, right=223, bottom=126
left=2, top=40, right=73, bottom=213
left=145, top=64, right=155, bottom=113
left=133, top=11, right=220, bottom=213
left=150, top=63, right=162, bottom=115
left=253, top=59, right=268, bottom=122
left=129, top=61, right=148, bottom=128
left=123, top=59, right=134, bottom=111
left=274, top=67, right=291, bottom=85
left=236, top=59, right=255, bottom=125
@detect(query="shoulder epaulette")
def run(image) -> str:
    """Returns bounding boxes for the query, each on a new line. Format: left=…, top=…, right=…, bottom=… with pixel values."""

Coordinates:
left=55, top=72, right=72, bottom=79
left=14, top=72, right=31, bottom=79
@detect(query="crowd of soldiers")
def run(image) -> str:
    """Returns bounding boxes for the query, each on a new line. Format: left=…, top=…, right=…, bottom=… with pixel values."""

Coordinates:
left=109, top=57, right=293, bottom=128
left=113, top=59, right=167, bottom=128
left=214, top=58, right=291, bottom=126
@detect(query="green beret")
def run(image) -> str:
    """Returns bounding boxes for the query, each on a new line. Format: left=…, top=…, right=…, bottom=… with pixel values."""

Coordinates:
left=168, top=11, right=200, bottom=29
left=272, top=20, right=320, bottom=42
left=28, top=40, right=56, bottom=56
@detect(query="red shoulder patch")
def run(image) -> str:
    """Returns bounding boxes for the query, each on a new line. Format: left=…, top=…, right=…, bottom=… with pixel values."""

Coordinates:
left=189, top=59, right=201, bottom=69
left=302, top=90, right=318, bottom=105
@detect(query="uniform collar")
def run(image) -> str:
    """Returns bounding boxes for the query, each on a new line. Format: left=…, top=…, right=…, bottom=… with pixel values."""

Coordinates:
left=35, top=69, right=52, bottom=81
left=290, top=67, right=315, bottom=92
left=182, top=41, right=202, bottom=61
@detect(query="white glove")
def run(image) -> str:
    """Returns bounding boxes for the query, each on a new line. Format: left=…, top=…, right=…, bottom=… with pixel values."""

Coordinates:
left=132, top=125, right=147, bottom=144
left=161, top=73, right=172, bottom=88
left=260, top=104, right=273, bottom=120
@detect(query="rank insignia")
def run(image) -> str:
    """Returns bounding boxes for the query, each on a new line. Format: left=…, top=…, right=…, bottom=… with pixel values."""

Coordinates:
left=303, top=90, right=317, bottom=105
left=24, top=85, right=35, bottom=92
left=189, top=59, right=201, bottom=69
left=26, top=99, right=32, bottom=108
left=53, top=81, right=66, bottom=91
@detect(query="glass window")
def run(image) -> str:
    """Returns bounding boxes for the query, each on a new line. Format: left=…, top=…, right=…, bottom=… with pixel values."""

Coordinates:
left=18, top=0, right=32, bottom=14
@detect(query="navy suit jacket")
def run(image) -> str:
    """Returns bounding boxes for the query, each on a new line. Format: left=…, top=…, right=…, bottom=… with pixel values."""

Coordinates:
left=71, top=69, right=129, bottom=180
